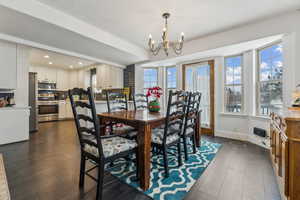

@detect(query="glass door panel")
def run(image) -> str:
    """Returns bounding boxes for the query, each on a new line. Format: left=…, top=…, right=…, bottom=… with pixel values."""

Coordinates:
left=183, top=61, right=214, bottom=134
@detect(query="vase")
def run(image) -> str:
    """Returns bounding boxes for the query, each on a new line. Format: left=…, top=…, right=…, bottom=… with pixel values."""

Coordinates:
left=148, top=100, right=160, bottom=112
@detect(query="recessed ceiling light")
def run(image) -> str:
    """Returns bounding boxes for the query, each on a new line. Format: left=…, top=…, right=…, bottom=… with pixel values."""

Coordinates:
left=44, top=55, right=49, bottom=58
left=69, top=65, right=74, bottom=69
left=48, top=62, right=53, bottom=65
left=78, top=62, right=83, bottom=65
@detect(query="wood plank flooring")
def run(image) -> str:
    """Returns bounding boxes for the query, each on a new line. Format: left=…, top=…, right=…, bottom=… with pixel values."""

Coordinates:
left=0, top=121, right=281, bottom=200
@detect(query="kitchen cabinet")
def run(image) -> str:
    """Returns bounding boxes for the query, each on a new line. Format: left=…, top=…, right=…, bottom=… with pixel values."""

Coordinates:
left=96, top=65, right=123, bottom=89
left=31, top=66, right=57, bottom=83
left=58, top=101, right=67, bottom=119
left=0, top=40, right=17, bottom=89
left=58, top=100, right=73, bottom=119
left=69, top=70, right=78, bottom=88
left=65, top=101, right=73, bottom=118
left=57, top=69, right=70, bottom=90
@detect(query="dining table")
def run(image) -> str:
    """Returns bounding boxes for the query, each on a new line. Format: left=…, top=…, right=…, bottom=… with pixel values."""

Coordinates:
left=97, top=109, right=201, bottom=191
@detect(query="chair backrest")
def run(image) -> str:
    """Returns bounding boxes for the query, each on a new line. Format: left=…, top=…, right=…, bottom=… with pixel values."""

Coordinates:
left=133, top=93, right=148, bottom=110
left=106, top=91, right=128, bottom=113
left=163, top=90, right=187, bottom=144
left=69, top=87, right=104, bottom=159
left=183, top=91, right=202, bottom=136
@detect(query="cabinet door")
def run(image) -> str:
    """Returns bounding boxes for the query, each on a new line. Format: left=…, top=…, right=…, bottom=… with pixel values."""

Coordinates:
left=69, top=71, right=78, bottom=88
left=58, top=101, right=66, bottom=119
left=46, top=67, right=57, bottom=83
left=98, top=66, right=104, bottom=88
left=66, top=102, right=73, bottom=118
left=0, top=40, right=17, bottom=89
left=116, top=68, right=124, bottom=88
left=57, top=69, right=69, bottom=90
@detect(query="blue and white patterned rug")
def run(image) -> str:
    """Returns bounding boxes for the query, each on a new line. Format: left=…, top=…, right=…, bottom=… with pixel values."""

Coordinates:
left=107, top=140, right=221, bottom=200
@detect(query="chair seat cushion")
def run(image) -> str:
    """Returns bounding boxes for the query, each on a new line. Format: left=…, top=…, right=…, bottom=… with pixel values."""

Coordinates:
left=151, top=128, right=180, bottom=145
left=84, top=136, right=137, bottom=158
left=112, top=124, right=135, bottom=134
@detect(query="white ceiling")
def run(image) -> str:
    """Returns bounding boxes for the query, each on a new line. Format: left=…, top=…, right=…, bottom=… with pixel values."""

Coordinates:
left=140, top=34, right=283, bottom=67
left=29, top=48, right=96, bottom=70
left=36, top=0, right=300, bottom=48
left=0, top=0, right=299, bottom=66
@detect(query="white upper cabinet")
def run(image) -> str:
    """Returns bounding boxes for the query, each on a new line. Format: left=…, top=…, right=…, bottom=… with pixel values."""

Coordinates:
left=57, top=69, right=70, bottom=90
left=69, top=70, right=78, bottom=88
left=96, top=65, right=123, bottom=89
left=0, top=40, right=17, bottom=89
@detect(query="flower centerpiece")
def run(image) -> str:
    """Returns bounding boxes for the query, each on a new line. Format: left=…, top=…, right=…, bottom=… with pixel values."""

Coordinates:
left=146, top=86, right=163, bottom=112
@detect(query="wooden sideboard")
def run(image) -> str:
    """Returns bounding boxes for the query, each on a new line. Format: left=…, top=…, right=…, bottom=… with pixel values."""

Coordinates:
left=270, top=110, right=300, bottom=200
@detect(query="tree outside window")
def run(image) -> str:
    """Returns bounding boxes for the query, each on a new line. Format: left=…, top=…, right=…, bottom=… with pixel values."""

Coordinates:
left=258, top=43, right=283, bottom=115
left=224, top=55, right=243, bottom=113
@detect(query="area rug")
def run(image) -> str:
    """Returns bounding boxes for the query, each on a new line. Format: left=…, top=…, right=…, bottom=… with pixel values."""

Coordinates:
left=0, top=154, right=10, bottom=200
left=108, top=140, right=221, bottom=200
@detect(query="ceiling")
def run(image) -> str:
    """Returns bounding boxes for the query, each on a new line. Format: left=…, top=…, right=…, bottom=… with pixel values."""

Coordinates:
left=0, top=0, right=299, bottom=66
left=140, top=34, right=283, bottom=67
left=29, top=48, right=96, bottom=70
left=36, top=0, right=300, bottom=48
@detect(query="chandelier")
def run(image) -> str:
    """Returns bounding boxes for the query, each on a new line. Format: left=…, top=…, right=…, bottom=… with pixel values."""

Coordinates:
left=148, top=13, right=184, bottom=56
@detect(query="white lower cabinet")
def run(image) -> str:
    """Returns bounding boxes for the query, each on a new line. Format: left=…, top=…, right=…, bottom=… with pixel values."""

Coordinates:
left=58, top=101, right=67, bottom=119
left=58, top=101, right=73, bottom=120
left=0, top=108, right=30, bottom=145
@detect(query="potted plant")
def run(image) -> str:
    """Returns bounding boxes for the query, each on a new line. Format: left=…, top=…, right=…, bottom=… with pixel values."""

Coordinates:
left=146, top=86, right=163, bottom=112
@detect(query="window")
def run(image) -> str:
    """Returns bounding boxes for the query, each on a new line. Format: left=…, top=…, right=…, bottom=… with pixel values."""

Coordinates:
left=224, top=55, right=243, bottom=113
left=143, top=68, right=158, bottom=94
left=257, top=42, right=283, bottom=115
left=166, top=66, right=177, bottom=93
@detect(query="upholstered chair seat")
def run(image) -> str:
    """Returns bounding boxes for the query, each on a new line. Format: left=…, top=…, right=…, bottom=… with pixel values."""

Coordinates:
left=151, top=128, right=180, bottom=145
left=84, top=136, right=137, bottom=158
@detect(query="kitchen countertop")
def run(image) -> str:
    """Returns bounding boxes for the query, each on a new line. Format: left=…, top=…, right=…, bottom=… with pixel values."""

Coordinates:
left=0, top=106, right=30, bottom=111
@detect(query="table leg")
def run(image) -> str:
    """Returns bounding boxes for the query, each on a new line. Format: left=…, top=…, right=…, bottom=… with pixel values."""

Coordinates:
left=98, top=116, right=106, bottom=136
left=195, top=112, right=201, bottom=147
left=137, top=123, right=151, bottom=190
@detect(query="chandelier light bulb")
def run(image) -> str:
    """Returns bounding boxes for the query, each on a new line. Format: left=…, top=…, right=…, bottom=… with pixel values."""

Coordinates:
left=147, top=12, right=184, bottom=56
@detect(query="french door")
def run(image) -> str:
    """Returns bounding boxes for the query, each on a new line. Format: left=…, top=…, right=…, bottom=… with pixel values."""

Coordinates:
left=183, top=60, right=214, bottom=135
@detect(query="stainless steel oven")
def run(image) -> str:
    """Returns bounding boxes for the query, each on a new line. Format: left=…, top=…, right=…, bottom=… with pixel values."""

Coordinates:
left=38, top=81, right=56, bottom=90
left=38, top=101, right=59, bottom=122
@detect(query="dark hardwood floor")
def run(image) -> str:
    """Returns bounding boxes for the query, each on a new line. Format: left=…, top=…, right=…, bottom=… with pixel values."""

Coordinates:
left=0, top=121, right=281, bottom=200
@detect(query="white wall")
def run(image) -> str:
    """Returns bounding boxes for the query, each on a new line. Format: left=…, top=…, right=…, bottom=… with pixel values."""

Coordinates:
left=135, top=11, right=300, bottom=148
left=15, top=45, right=30, bottom=107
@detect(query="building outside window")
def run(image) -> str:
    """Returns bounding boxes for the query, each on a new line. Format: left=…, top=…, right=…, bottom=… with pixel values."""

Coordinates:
left=257, top=42, right=283, bottom=115
left=143, top=68, right=158, bottom=94
left=224, top=55, right=243, bottom=113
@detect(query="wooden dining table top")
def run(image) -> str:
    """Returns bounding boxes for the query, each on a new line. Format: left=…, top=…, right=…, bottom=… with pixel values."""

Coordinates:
left=97, top=110, right=167, bottom=124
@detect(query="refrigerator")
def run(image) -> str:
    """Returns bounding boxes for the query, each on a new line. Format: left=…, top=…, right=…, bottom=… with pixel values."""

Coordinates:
left=29, top=72, right=38, bottom=132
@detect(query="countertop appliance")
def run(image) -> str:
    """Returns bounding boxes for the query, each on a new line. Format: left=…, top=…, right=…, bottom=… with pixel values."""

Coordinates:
left=29, top=72, right=38, bottom=132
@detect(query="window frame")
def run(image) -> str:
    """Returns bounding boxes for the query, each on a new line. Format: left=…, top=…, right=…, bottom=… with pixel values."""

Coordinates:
left=256, top=40, right=283, bottom=116
left=143, top=67, right=159, bottom=94
left=223, top=54, right=244, bottom=113
left=165, top=66, right=177, bottom=92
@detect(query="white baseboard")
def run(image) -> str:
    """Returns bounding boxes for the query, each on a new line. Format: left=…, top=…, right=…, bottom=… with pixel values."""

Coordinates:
left=215, top=130, right=249, bottom=141
left=215, top=129, right=269, bottom=149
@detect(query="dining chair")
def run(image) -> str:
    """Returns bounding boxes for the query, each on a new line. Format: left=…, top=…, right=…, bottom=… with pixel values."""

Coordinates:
left=69, top=88, right=139, bottom=200
left=105, top=91, right=135, bottom=136
left=133, top=93, right=148, bottom=110
left=151, top=90, right=186, bottom=178
left=182, top=91, right=202, bottom=161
